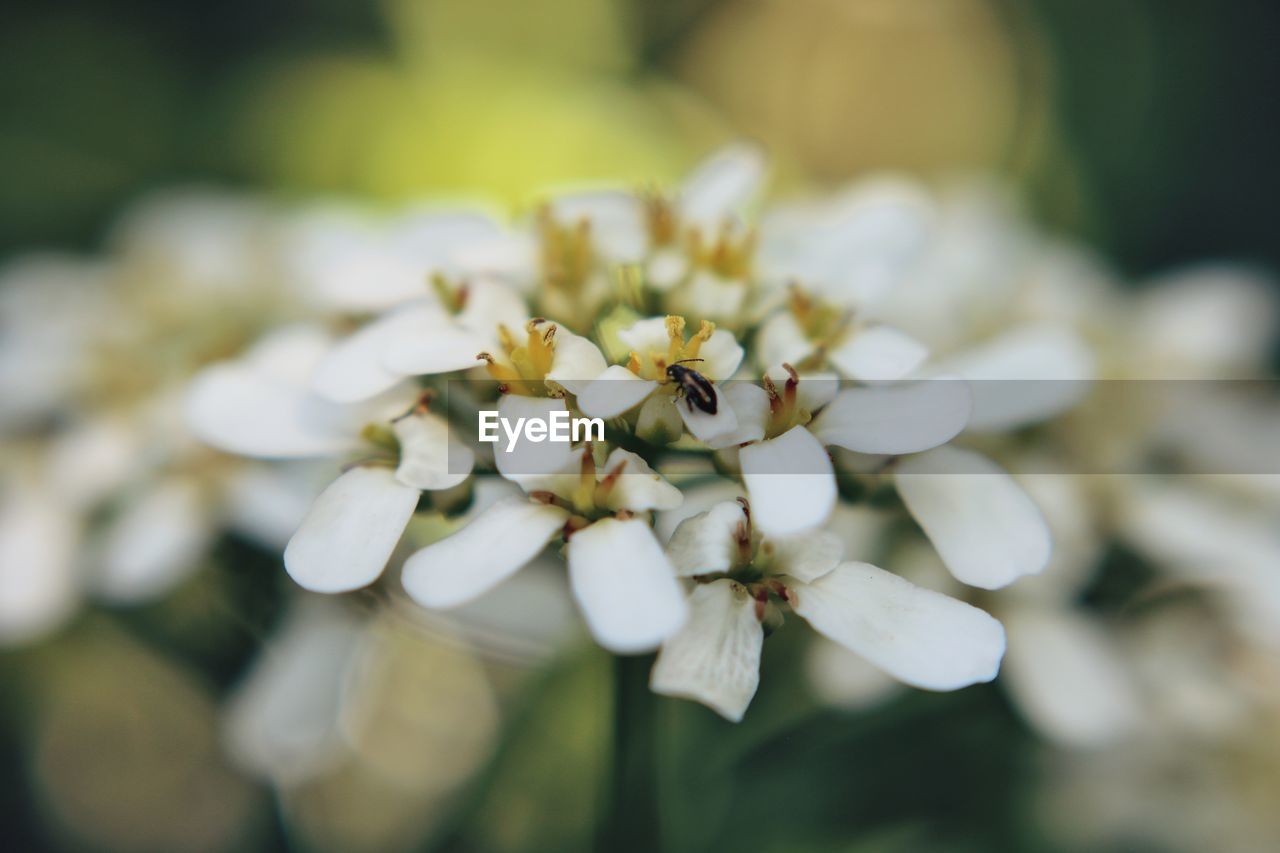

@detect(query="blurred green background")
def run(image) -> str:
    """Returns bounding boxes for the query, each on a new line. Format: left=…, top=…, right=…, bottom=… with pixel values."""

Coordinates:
left=3, top=0, right=1278, bottom=275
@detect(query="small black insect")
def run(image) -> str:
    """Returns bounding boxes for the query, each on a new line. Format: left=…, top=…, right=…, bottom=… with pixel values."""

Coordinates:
left=666, top=358, right=717, bottom=415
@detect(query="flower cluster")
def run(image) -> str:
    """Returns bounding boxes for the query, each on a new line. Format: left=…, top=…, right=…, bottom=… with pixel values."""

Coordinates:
left=184, top=146, right=1070, bottom=722
left=0, top=192, right=324, bottom=644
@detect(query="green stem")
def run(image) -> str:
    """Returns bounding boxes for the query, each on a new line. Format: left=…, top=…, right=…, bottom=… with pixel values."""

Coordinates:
left=600, top=653, right=660, bottom=852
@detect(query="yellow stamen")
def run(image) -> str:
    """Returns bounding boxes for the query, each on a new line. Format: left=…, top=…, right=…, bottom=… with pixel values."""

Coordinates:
left=685, top=320, right=715, bottom=360
left=526, top=319, right=556, bottom=377
left=478, top=352, right=523, bottom=386
left=497, top=324, right=518, bottom=355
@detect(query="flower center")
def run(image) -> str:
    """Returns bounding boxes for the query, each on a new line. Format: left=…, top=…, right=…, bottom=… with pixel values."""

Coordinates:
left=625, top=315, right=716, bottom=381
left=530, top=446, right=631, bottom=525
left=789, top=285, right=849, bottom=345
left=429, top=274, right=469, bottom=315
left=354, top=391, right=433, bottom=467
left=688, top=499, right=794, bottom=618
left=538, top=208, right=596, bottom=299
left=763, top=364, right=812, bottom=438
left=478, top=319, right=558, bottom=396
left=643, top=192, right=679, bottom=248
left=686, top=224, right=755, bottom=281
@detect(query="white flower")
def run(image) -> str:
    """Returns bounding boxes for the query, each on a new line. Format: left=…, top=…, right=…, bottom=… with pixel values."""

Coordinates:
left=186, top=325, right=474, bottom=593
left=758, top=176, right=934, bottom=308
left=811, top=380, right=1052, bottom=590
left=574, top=315, right=745, bottom=445
left=311, top=276, right=529, bottom=404
left=402, top=446, right=688, bottom=654
left=715, top=366, right=973, bottom=539
left=1116, top=479, right=1280, bottom=650
left=1128, top=264, right=1278, bottom=379
left=650, top=499, right=1005, bottom=721
left=0, top=479, right=80, bottom=646
left=224, top=598, right=368, bottom=786
left=109, top=190, right=277, bottom=297
left=927, top=323, right=1095, bottom=431
left=0, top=254, right=116, bottom=432
left=752, top=179, right=935, bottom=380
left=283, top=205, right=511, bottom=313
left=538, top=145, right=766, bottom=325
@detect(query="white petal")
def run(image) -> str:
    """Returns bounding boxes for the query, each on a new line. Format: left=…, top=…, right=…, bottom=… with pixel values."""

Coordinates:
left=895, top=447, right=1051, bottom=589
left=310, top=310, right=425, bottom=403
left=97, top=478, right=213, bottom=603
left=431, top=554, right=578, bottom=662
left=1116, top=481, right=1280, bottom=646
left=380, top=305, right=493, bottom=377
left=740, top=426, right=836, bottom=537
left=492, top=395, right=577, bottom=483
left=284, top=209, right=425, bottom=312
left=224, top=599, right=365, bottom=785
left=1132, top=265, right=1278, bottom=375
left=651, top=580, right=762, bottom=721
left=454, top=231, right=539, bottom=284
left=808, top=378, right=971, bottom=455
left=574, top=365, right=657, bottom=418
left=457, top=278, right=530, bottom=336
left=238, top=324, right=335, bottom=386
left=389, top=208, right=505, bottom=274
left=674, top=271, right=747, bottom=324
left=819, top=179, right=935, bottom=305
left=549, top=191, right=647, bottom=262
left=222, top=464, right=324, bottom=549
left=697, top=330, right=746, bottom=380
left=755, top=312, right=816, bottom=372
left=402, top=497, right=568, bottom=608
left=758, top=179, right=933, bottom=306
left=185, top=364, right=360, bottom=459
left=676, top=387, right=739, bottom=443
left=566, top=518, right=688, bottom=653
left=544, top=328, right=609, bottom=389
left=677, top=144, right=766, bottom=231
left=647, top=250, right=687, bottom=290
left=1001, top=606, right=1140, bottom=748
left=46, top=416, right=139, bottom=509
left=616, top=317, right=675, bottom=354
left=767, top=530, right=844, bottom=583
left=828, top=325, right=929, bottom=382
left=706, top=383, right=769, bottom=449
left=600, top=448, right=683, bottom=512
left=792, top=562, right=1006, bottom=690
left=284, top=467, right=419, bottom=593
left=937, top=325, right=1094, bottom=430
left=0, top=490, right=79, bottom=645
left=393, top=412, right=473, bottom=491
left=654, top=479, right=747, bottom=543
left=666, top=501, right=748, bottom=577
left=1011, top=472, right=1102, bottom=600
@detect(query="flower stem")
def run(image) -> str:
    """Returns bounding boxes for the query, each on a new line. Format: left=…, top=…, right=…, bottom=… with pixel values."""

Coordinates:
left=600, top=652, right=660, bottom=851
